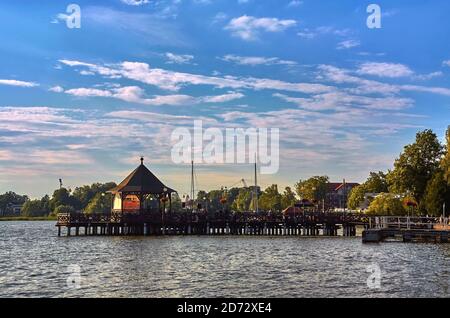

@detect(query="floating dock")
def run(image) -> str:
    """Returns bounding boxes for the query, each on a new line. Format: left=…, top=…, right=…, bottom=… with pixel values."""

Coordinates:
left=362, top=217, right=449, bottom=243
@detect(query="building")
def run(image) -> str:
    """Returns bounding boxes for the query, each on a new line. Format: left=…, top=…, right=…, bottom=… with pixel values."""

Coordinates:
left=108, top=157, right=176, bottom=214
left=325, top=182, right=359, bottom=210
left=0, top=203, right=24, bottom=216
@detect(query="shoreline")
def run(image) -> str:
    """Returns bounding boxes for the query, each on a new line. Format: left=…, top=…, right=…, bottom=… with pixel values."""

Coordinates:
left=0, top=216, right=56, bottom=221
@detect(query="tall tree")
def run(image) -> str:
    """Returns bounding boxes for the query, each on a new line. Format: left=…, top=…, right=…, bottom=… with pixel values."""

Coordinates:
left=72, top=182, right=116, bottom=210
left=367, top=193, right=406, bottom=216
left=258, top=184, right=282, bottom=212
left=232, top=188, right=252, bottom=212
left=423, top=169, right=449, bottom=216
left=295, top=176, right=329, bottom=201
left=0, top=192, right=28, bottom=213
left=347, top=171, right=389, bottom=209
left=49, top=187, right=83, bottom=213
left=22, top=199, right=47, bottom=217
left=85, top=193, right=113, bottom=215
left=281, top=187, right=297, bottom=210
left=387, top=130, right=444, bottom=203
left=365, top=171, right=389, bottom=193
left=347, top=185, right=368, bottom=210
left=442, top=127, right=450, bottom=185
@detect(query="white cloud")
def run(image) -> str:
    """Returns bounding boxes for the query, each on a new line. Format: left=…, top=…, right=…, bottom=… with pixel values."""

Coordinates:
left=65, top=88, right=113, bottom=98
left=298, top=26, right=352, bottom=40
left=64, top=84, right=244, bottom=106
left=336, top=39, right=360, bottom=50
left=120, top=0, right=149, bottom=6
left=319, top=64, right=450, bottom=97
left=48, top=86, right=64, bottom=93
left=0, top=79, right=38, bottom=87
left=287, top=1, right=303, bottom=7
left=443, top=60, right=450, bottom=67
left=221, top=54, right=297, bottom=66
left=165, top=52, right=195, bottom=64
left=60, top=59, right=331, bottom=94
left=274, top=92, right=414, bottom=111
left=201, top=92, right=245, bottom=103
left=225, top=15, right=296, bottom=40
left=357, top=62, right=414, bottom=78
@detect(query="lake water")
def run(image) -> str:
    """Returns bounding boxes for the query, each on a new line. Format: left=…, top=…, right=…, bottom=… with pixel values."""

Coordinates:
left=0, top=221, right=449, bottom=298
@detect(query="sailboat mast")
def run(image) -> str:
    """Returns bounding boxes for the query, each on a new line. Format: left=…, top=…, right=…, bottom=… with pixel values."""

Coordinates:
left=254, top=155, right=259, bottom=213
left=191, top=160, right=195, bottom=211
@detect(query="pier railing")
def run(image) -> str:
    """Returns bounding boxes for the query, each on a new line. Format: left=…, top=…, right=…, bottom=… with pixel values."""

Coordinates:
left=371, top=216, right=449, bottom=231
left=56, top=211, right=370, bottom=226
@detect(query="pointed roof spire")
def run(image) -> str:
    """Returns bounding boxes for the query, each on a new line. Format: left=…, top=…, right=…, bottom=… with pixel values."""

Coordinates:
left=108, top=158, right=176, bottom=195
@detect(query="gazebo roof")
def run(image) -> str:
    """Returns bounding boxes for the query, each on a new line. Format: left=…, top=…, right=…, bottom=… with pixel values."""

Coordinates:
left=109, top=158, right=176, bottom=195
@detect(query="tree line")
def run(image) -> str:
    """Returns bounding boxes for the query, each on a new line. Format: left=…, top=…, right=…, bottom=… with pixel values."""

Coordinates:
left=347, top=128, right=450, bottom=216
left=1, top=127, right=448, bottom=217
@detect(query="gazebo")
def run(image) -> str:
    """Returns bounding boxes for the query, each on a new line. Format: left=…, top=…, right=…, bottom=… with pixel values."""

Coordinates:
left=108, top=157, right=176, bottom=214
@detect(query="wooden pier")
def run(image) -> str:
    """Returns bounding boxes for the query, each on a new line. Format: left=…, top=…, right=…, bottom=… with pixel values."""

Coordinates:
left=55, top=159, right=450, bottom=243
left=56, top=211, right=365, bottom=238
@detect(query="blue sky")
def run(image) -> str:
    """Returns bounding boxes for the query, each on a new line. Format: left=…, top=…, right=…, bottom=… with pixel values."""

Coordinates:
left=0, top=0, right=449, bottom=198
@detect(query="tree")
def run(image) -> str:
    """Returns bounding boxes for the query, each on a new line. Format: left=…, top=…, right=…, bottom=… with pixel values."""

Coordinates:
left=22, top=199, right=47, bottom=217
left=387, top=130, right=444, bottom=204
left=85, top=193, right=113, bottom=215
left=347, top=185, right=367, bottom=210
left=170, top=193, right=183, bottom=213
left=258, top=184, right=282, bottom=212
left=232, top=188, right=253, bottom=212
left=281, top=187, right=297, bottom=210
left=0, top=192, right=28, bottom=214
left=442, top=127, right=450, bottom=185
left=366, top=193, right=406, bottom=216
left=295, top=176, right=329, bottom=201
left=365, top=171, right=389, bottom=193
left=423, top=169, right=449, bottom=216
left=50, top=188, right=78, bottom=212
left=53, top=205, right=76, bottom=215
left=347, top=171, right=389, bottom=210
left=72, top=182, right=116, bottom=210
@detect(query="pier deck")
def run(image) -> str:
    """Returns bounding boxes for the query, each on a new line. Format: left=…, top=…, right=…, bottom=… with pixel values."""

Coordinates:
left=56, top=213, right=449, bottom=243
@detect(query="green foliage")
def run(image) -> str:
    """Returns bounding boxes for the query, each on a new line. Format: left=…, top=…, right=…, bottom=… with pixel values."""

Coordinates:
left=258, top=184, right=282, bottom=212
left=53, top=205, right=76, bottom=215
left=423, top=169, right=449, bottom=216
left=366, top=193, right=406, bottom=216
left=21, top=195, right=51, bottom=217
left=281, top=187, right=297, bottom=210
left=387, top=129, right=444, bottom=204
left=442, top=127, right=450, bottom=185
left=347, top=185, right=368, bottom=210
left=365, top=171, right=389, bottom=193
left=0, top=192, right=28, bottom=214
left=295, top=176, right=329, bottom=201
left=231, top=188, right=253, bottom=212
left=347, top=171, right=389, bottom=209
left=72, top=182, right=117, bottom=209
left=49, top=188, right=78, bottom=211
left=84, top=193, right=113, bottom=215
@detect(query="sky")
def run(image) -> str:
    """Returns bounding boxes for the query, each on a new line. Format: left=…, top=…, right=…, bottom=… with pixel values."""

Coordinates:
left=0, top=0, right=449, bottom=198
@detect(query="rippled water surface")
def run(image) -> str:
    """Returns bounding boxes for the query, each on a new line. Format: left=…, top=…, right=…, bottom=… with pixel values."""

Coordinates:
left=0, top=221, right=449, bottom=298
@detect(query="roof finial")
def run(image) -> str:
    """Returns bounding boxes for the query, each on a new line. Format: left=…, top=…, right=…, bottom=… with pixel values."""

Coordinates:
left=140, top=156, right=144, bottom=165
